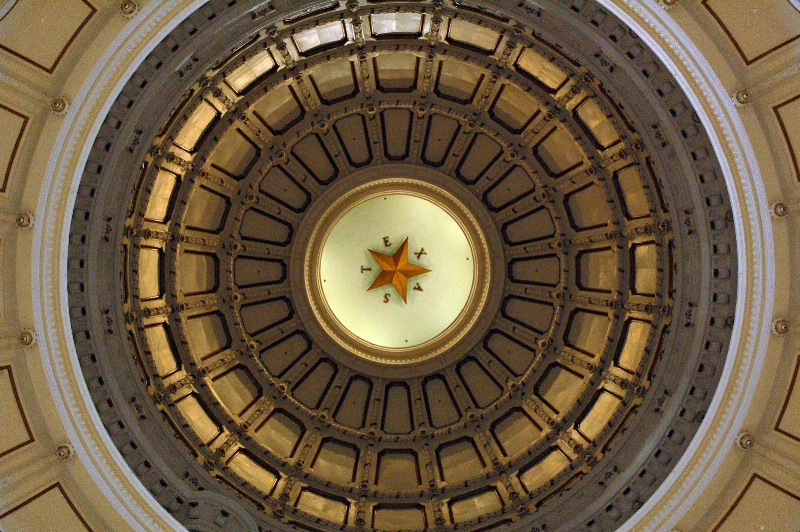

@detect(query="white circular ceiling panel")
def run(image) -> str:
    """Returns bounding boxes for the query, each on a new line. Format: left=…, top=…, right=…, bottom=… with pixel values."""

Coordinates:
left=320, top=192, right=474, bottom=349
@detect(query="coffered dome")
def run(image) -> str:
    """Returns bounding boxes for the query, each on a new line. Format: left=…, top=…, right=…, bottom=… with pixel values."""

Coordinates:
left=60, top=1, right=742, bottom=531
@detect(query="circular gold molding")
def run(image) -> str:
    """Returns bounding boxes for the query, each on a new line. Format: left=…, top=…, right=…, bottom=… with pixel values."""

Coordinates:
left=304, top=177, right=491, bottom=365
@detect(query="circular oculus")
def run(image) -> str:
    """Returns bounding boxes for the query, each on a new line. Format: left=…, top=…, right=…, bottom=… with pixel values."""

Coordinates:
left=305, top=178, right=491, bottom=364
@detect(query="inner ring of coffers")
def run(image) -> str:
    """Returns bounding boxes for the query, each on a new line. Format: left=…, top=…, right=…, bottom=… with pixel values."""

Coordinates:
left=301, top=176, right=493, bottom=366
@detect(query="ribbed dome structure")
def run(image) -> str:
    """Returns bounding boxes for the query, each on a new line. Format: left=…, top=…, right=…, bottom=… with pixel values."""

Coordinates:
left=63, top=1, right=738, bottom=530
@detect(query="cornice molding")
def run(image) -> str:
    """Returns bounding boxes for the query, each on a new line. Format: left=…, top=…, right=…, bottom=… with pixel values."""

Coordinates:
left=594, top=1, right=774, bottom=530
left=30, top=1, right=207, bottom=530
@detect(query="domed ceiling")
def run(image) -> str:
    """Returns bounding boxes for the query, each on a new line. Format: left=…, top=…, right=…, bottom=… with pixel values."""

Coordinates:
left=65, top=1, right=738, bottom=530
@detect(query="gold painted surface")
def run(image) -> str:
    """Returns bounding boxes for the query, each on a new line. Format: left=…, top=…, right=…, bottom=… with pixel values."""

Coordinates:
left=367, top=237, right=431, bottom=303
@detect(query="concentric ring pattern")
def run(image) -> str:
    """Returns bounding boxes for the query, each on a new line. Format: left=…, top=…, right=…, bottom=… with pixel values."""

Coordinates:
left=66, top=1, right=738, bottom=531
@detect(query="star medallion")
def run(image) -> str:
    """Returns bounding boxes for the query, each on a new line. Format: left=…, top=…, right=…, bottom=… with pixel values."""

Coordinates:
left=368, top=238, right=431, bottom=303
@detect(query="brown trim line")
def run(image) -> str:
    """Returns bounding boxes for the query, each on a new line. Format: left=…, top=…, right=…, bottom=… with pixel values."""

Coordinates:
left=0, top=365, right=34, bottom=459
left=775, top=354, right=800, bottom=442
left=0, top=483, right=93, bottom=531
left=0, top=103, right=29, bottom=193
left=774, top=93, right=800, bottom=183
left=0, top=0, right=20, bottom=24
left=713, top=474, right=800, bottom=531
left=0, top=0, right=97, bottom=74
left=702, top=0, right=800, bottom=66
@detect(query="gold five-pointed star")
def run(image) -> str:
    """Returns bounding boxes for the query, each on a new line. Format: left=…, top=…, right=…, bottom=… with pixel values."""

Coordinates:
left=368, top=238, right=431, bottom=303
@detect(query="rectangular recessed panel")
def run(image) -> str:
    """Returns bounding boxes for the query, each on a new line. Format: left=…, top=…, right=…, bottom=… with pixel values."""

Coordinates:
left=502, top=296, right=555, bottom=334
left=292, top=360, right=336, bottom=409
left=534, top=363, right=585, bottom=415
left=576, top=389, right=623, bottom=441
left=0, top=104, right=28, bottom=193
left=373, top=505, right=426, bottom=530
left=185, top=311, right=230, bottom=360
left=226, top=49, right=276, bottom=94
left=502, top=207, right=556, bottom=245
left=209, top=128, right=260, bottom=180
left=175, top=394, right=220, bottom=444
left=424, top=376, right=461, bottom=428
left=311, top=439, right=359, bottom=484
left=174, top=100, right=219, bottom=153
left=382, top=383, right=413, bottom=434
left=437, top=439, right=484, bottom=483
left=492, top=408, right=541, bottom=457
left=178, top=251, right=218, bottom=296
left=227, top=451, right=278, bottom=495
left=484, top=166, right=536, bottom=212
left=576, top=247, right=616, bottom=293
left=184, top=186, right=230, bottom=234
left=509, top=254, right=561, bottom=287
left=334, top=114, right=372, bottom=167
left=296, top=489, right=348, bottom=524
left=422, top=114, right=460, bottom=167
left=614, top=165, right=650, bottom=219
left=376, top=451, right=421, bottom=490
left=518, top=448, right=570, bottom=492
left=0, top=484, right=90, bottom=532
left=334, top=377, right=371, bottom=429
left=456, top=133, right=502, bottom=184
left=565, top=309, right=611, bottom=357
left=234, top=256, right=285, bottom=289
left=212, top=365, right=261, bottom=417
left=516, top=48, right=568, bottom=92
left=575, top=97, right=620, bottom=149
left=484, top=330, right=537, bottom=376
left=239, top=208, right=292, bottom=245
left=259, top=166, right=310, bottom=212
left=254, top=410, right=304, bottom=458
left=447, top=19, right=501, bottom=52
left=311, top=60, right=358, bottom=104
left=457, top=358, right=503, bottom=408
left=259, top=332, right=311, bottom=377
left=143, top=323, right=181, bottom=377
left=534, top=127, right=584, bottom=178
left=0, top=366, right=33, bottom=458
left=449, top=489, right=503, bottom=523
left=370, top=13, right=423, bottom=36
left=145, top=169, right=179, bottom=223
left=252, top=85, right=305, bottom=135
left=293, top=21, right=346, bottom=54
left=489, top=84, right=540, bottom=134
left=615, top=319, right=651, bottom=374
left=381, top=109, right=412, bottom=160
left=239, top=298, right=292, bottom=337
left=435, top=59, right=484, bottom=104
left=138, top=246, right=163, bottom=301
left=565, top=183, right=611, bottom=230
left=631, top=242, right=658, bottom=296
left=374, top=53, right=419, bottom=92
left=292, top=133, right=338, bottom=184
